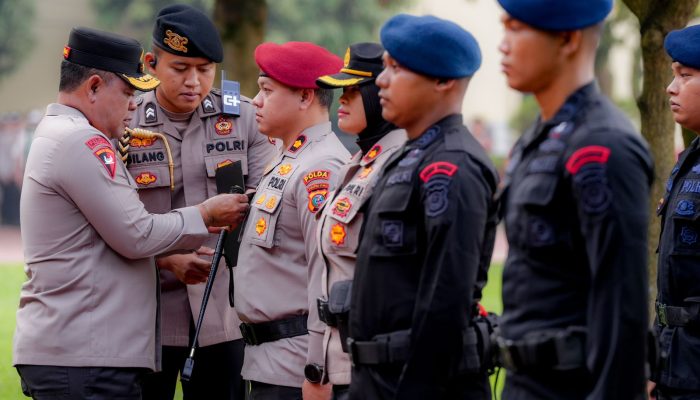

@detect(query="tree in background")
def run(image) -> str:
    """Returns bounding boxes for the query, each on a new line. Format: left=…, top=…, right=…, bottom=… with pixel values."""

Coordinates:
left=622, top=0, right=698, bottom=319
left=0, top=0, right=35, bottom=82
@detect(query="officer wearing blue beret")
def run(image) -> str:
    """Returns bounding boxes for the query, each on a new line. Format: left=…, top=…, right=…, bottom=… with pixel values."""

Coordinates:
left=652, top=24, right=700, bottom=400
left=126, top=4, right=275, bottom=400
left=347, top=14, right=499, bottom=400
left=495, top=0, right=653, bottom=399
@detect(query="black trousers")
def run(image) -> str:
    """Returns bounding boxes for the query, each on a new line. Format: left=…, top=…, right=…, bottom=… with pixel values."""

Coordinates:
left=656, top=385, right=700, bottom=400
left=245, top=381, right=301, bottom=400
left=141, top=339, right=245, bottom=400
left=332, top=384, right=349, bottom=400
left=17, top=364, right=147, bottom=400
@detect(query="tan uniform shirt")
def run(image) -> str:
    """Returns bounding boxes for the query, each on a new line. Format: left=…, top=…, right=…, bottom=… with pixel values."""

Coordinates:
left=14, top=104, right=209, bottom=371
left=235, top=122, right=350, bottom=387
left=128, top=90, right=275, bottom=347
left=317, top=129, right=406, bottom=384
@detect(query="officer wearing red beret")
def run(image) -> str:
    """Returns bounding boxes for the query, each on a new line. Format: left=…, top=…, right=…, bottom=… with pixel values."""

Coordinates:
left=234, top=42, right=350, bottom=400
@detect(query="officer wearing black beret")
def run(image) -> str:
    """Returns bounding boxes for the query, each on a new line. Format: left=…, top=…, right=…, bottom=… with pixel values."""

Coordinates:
left=347, top=14, right=499, bottom=400
left=652, top=24, right=700, bottom=400
left=496, top=0, right=653, bottom=398
left=126, top=4, right=275, bottom=400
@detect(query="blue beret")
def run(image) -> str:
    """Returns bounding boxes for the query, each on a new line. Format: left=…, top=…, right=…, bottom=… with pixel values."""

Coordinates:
left=665, top=25, right=700, bottom=70
left=380, top=14, right=481, bottom=79
left=498, top=0, right=612, bottom=31
left=153, top=4, right=223, bottom=63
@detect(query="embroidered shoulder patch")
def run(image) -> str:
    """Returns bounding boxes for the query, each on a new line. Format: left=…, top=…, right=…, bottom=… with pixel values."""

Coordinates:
left=565, top=146, right=611, bottom=175
left=93, top=147, right=117, bottom=179
left=303, top=170, right=330, bottom=185
left=85, top=136, right=111, bottom=150
left=419, top=161, right=458, bottom=182
left=419, top=161, right=458, bottom=217
left=308, top=189, right=328, bottom=213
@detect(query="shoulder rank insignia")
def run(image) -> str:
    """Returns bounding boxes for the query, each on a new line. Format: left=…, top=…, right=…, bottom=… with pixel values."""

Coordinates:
left=202, top=97, right=216, bottom=113
left=164, top=29, right=188, bottom=53
left=330, top=223, right=347, bottom=246
left=363, top=144, right=382, bottom=163
left=215, top=116, right=233, bottom=136
left=145, top=102, right=157, bottom=124
left=289, top=135, right=307, bottom=153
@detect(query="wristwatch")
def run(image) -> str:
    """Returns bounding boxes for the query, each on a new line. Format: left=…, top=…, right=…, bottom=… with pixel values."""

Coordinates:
left=304, top=363, right=324, bottom=384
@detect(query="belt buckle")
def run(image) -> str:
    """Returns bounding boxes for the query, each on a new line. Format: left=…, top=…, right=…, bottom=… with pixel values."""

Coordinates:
left=657, top=303, right=668, bottom=326
left=496, top=337, right=517, bottom=372
left=240, top=323, right=258, bottom=346
left=346, top=337, right=357, bottom=367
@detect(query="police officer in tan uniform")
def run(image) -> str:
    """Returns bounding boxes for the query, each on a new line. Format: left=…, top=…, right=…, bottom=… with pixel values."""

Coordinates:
left=125, top=5, right=276, bottom=400
left=313, top=42, right=406, bottom=400
left=14, top=27, right=248, bottom=400
left=233, top=41, right=349, bottom=400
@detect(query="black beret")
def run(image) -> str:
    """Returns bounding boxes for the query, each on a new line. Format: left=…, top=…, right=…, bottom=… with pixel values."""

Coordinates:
left=665, top=25, right=700, bottom=70
left=316, top=42, right=384, bottom=88
left=497, top=0, right=612, bottom=31
left=152, top=4, right=223, bottom=63
left=380, top=14, right=481, bottom=79
left=63, top=27, right=159, bottom=91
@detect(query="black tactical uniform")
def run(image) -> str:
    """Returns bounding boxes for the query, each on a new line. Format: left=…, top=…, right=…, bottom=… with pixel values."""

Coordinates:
left=499, top=83, right=653, bottom=399
left=348, top=114, right=499, bottom=400
left=655, top=136, right=700, bottom=396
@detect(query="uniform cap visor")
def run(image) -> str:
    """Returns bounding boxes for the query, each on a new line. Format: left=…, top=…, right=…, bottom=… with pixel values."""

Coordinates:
left=119, top=73, right=160, bottom=91
left=316, top=72, right=372, bottom=88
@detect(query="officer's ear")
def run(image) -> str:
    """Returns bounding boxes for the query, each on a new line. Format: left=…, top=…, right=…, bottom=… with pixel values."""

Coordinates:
left=559, top=30, right=583, bottom=57
left=85, top=74, right=104, bottom=102
left=144, top=52, right=157, bottom=74
left=435, top=77, right=456, bottom=92
left=299, top=88, right=315, bottom=110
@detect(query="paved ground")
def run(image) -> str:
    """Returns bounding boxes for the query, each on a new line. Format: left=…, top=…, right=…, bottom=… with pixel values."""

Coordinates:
left=0, top=225, right=509, bottom=265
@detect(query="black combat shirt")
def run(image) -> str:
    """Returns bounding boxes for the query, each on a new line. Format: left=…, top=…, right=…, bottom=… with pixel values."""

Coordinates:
left=349, top=114, right=499, bottom=400
left=656, top=136, right=700, bottom=391
left=500, top=83, right=653, bottom=400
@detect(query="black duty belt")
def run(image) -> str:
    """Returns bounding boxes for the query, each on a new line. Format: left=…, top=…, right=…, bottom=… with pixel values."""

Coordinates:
left=239, top=314, right=308, bottom=346
left=497, top=327, right=586, bottom=372
left=656, top=301, right=700, bottom=327
left=346, top=329, right=411, bottom=366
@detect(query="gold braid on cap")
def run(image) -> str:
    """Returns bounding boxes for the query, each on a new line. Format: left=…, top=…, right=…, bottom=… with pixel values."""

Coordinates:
left=123, top=127, right=175, bottom=191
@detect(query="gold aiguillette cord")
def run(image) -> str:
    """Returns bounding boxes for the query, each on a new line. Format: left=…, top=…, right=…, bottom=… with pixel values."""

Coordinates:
left=122, top=127, right=175, bottom=191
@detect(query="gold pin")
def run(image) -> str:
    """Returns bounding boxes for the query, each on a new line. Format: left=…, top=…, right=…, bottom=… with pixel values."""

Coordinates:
left=124, top=127, right=175, bottom=191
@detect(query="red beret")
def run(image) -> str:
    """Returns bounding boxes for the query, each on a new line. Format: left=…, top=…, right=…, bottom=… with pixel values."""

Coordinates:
left=255, top=42, right=343, bottom=89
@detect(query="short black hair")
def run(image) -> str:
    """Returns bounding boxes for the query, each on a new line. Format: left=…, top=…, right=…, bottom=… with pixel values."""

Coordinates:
left=59, top=60, right=113, bottom=92
left=315, top=88, right=334, bottom=111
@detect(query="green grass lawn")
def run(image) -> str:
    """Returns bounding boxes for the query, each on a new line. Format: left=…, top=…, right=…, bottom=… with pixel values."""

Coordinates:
left=1, top=262, right=505, bottom=399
